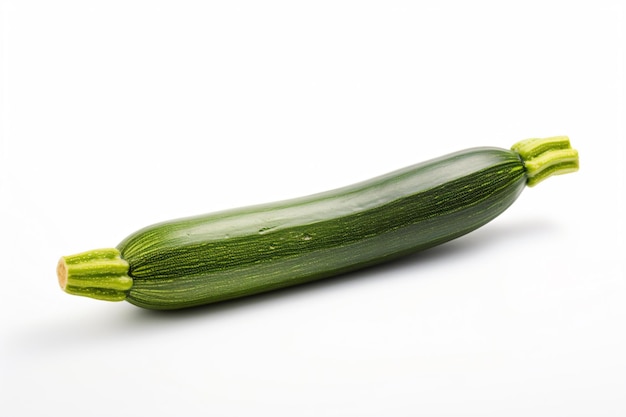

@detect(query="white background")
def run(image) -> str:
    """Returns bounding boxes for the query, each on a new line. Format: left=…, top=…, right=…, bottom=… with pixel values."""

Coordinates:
left=1, top=1, right=624, bottom=416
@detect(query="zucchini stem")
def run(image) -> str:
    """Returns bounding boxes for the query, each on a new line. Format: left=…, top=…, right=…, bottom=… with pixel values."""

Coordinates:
left=57, top=248, right=132, bottom=302
left=511, top=136, right=579, bottom=186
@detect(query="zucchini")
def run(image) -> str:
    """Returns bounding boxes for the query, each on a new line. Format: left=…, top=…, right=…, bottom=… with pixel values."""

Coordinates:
left=57, top=136, right=579, bottom=310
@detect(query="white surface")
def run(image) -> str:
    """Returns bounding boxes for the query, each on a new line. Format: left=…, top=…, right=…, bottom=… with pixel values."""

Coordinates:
left=1, top=1, right=624, bottom=416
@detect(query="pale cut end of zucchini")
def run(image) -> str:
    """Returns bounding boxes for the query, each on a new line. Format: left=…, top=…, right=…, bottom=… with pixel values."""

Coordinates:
left=57, top=259, right=68, bottom=289
left=511, top=136, right=579, bottom=187
left=57, top=248, right=132, bottom=302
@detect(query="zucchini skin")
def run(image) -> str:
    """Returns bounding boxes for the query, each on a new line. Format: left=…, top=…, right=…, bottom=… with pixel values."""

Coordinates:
left=118, top=147, right=526, bottom=309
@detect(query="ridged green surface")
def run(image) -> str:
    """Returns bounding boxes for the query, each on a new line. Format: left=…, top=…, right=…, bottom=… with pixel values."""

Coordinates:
left=58, top=248, right=131, bottom=301
left=118, top=147, right=526, bottom=309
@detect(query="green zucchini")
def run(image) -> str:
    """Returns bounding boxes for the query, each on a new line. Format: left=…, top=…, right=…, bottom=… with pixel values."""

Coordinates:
left=57, top=136, right=579, bottom=310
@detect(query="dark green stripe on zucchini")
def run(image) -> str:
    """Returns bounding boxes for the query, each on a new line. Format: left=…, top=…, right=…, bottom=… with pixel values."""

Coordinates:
left=57, top=136, right=579, bottom=310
